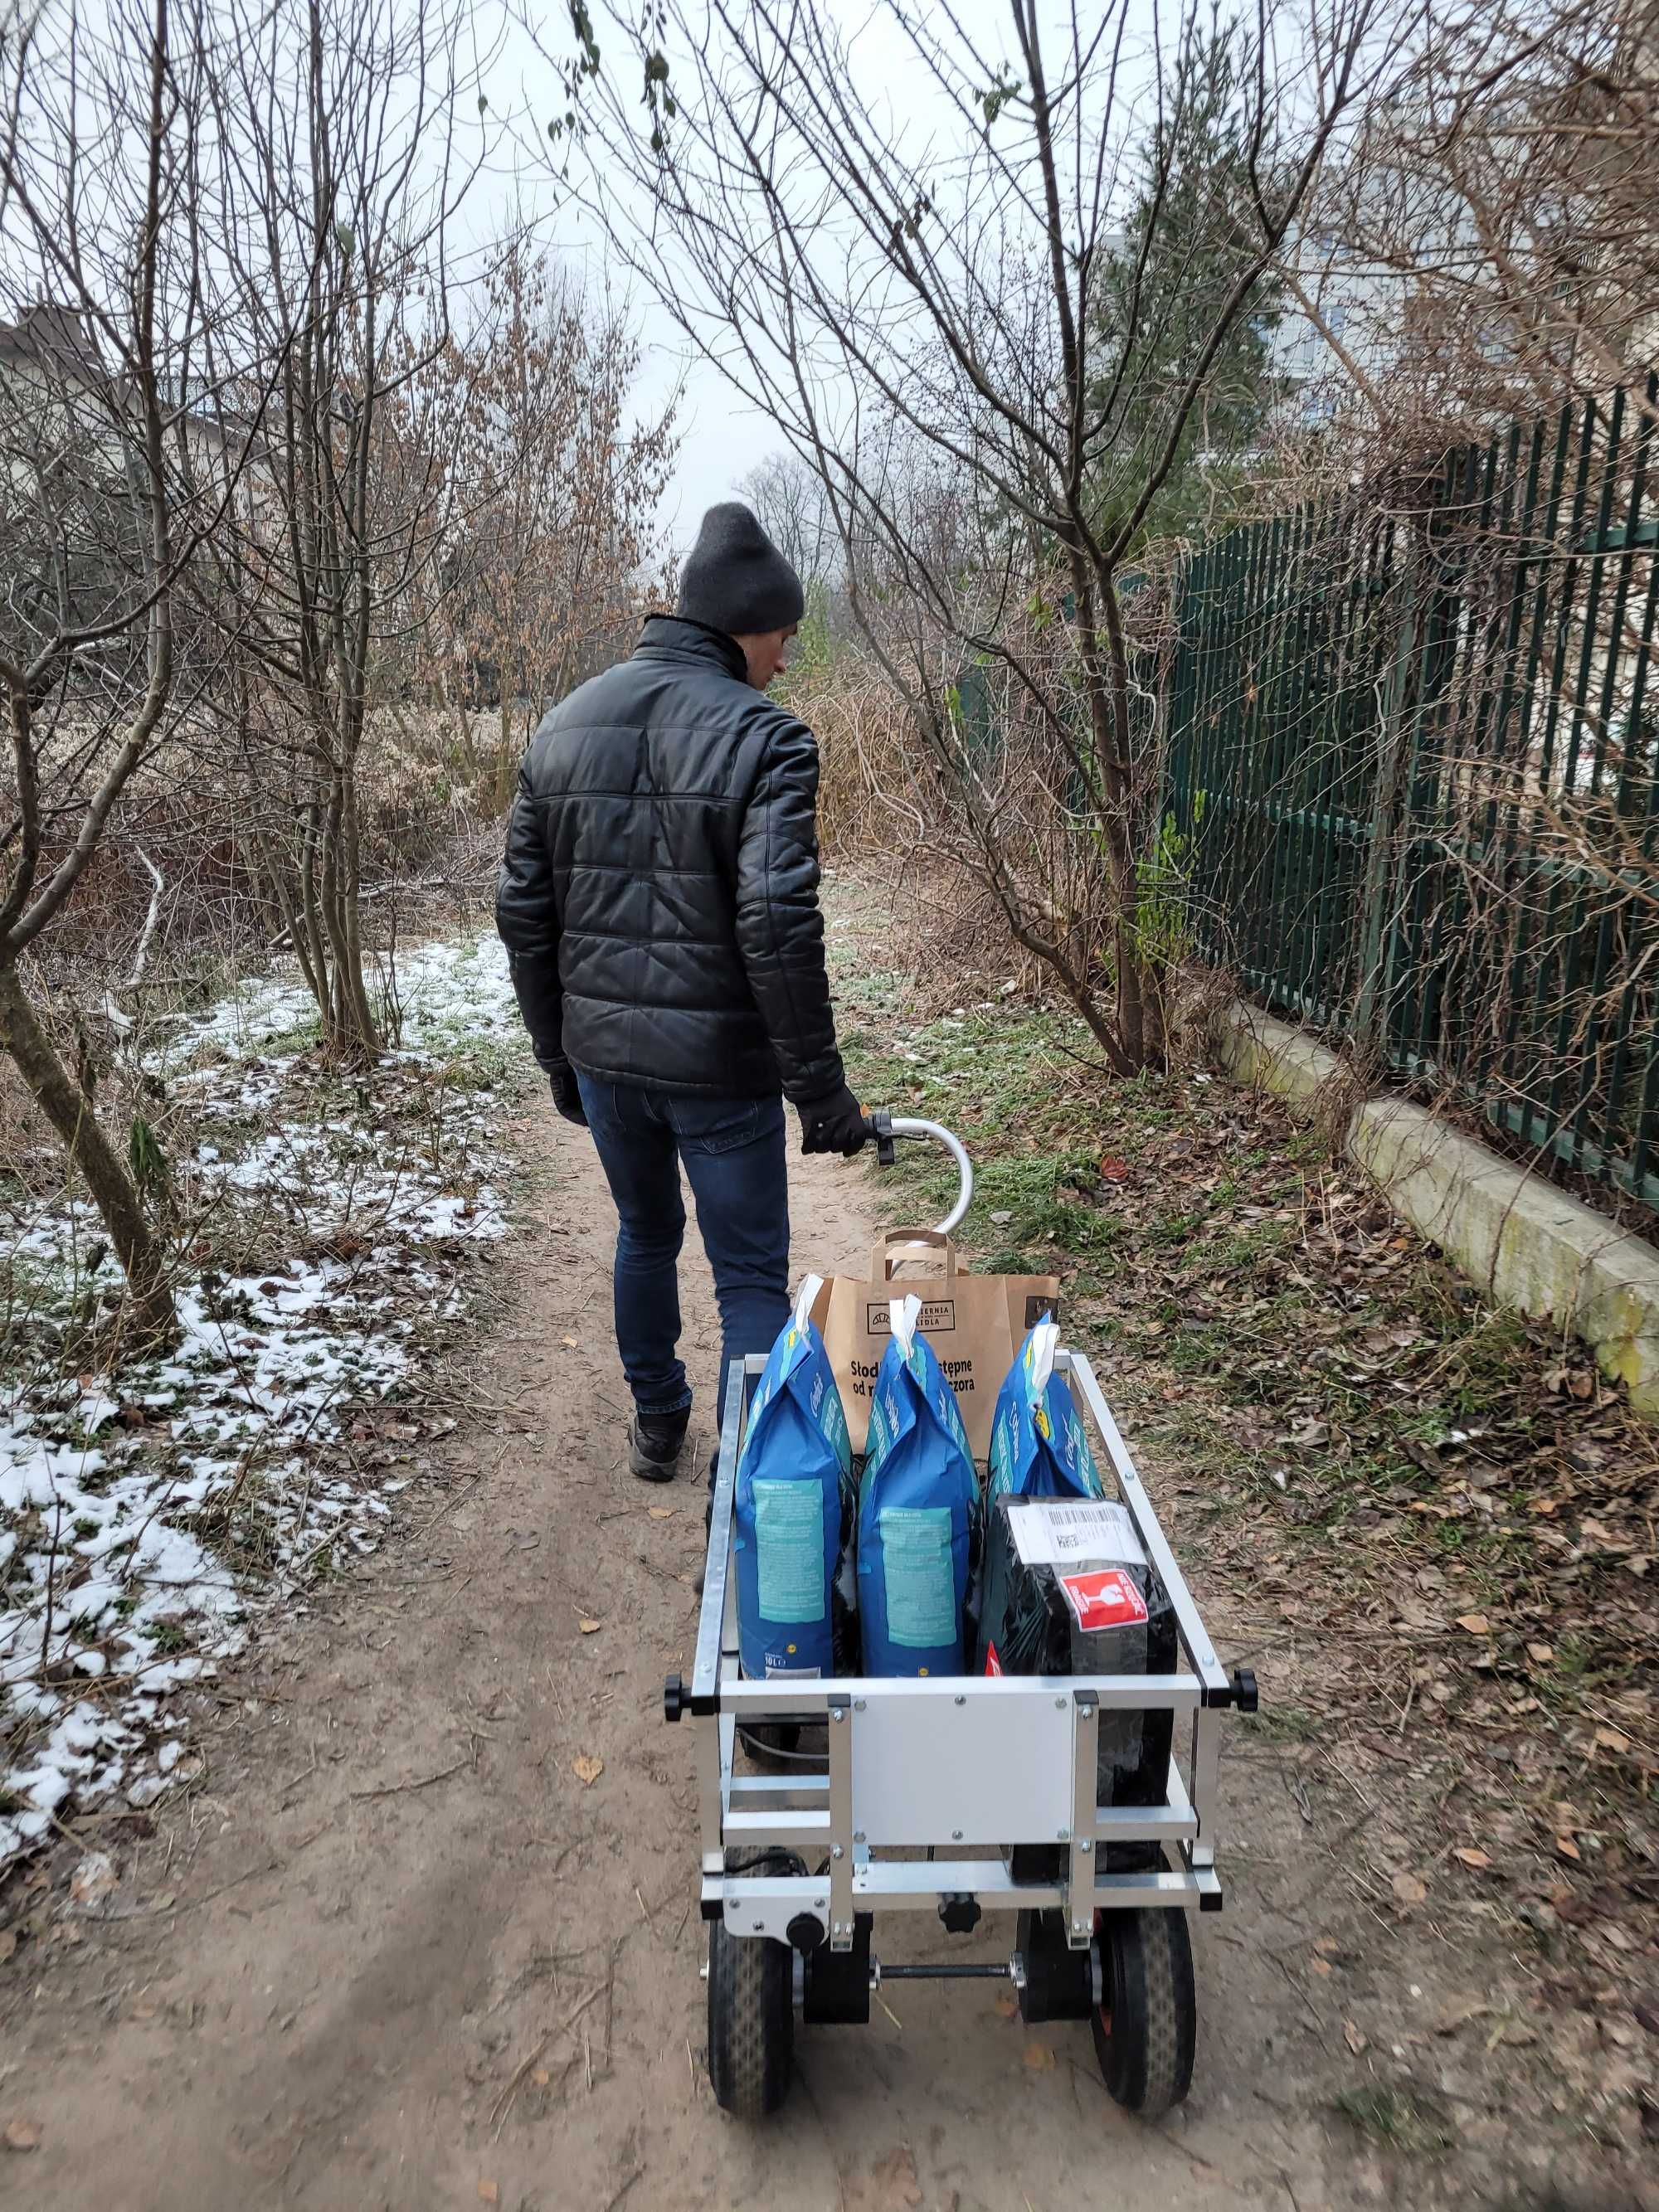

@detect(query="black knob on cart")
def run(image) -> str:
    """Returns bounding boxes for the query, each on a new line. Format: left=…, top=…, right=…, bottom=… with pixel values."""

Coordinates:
left=664, top=1673, right=685, bottom=1723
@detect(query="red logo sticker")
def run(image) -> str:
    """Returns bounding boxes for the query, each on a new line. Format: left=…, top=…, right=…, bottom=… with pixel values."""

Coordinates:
left=984, top=1641, right=1003, bottom=1676
left=1059, top=1568, right=1149, bottom=1632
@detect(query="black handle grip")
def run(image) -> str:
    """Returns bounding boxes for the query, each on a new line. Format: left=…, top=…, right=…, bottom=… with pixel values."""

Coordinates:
left=863, top=1109, right=896, bottom=1167
left=664, top=1673, right=685, bottom=1723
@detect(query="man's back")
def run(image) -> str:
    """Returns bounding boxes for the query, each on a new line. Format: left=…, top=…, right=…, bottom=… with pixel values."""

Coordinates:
left=497, top=500, right=868, bottom=1485
left=497, top=612, right=841, bottom=1102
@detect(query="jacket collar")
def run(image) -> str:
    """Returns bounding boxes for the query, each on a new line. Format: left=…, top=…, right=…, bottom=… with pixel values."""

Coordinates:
left=635, top=612, right=749, bottom=684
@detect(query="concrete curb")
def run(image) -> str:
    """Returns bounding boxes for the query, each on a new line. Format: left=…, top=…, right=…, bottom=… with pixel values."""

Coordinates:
left=1212, top=1002, right=1659, bottom=1416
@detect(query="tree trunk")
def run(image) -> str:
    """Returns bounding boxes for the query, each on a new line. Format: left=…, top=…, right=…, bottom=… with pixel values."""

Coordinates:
left=0, top=961, right=178, bottom=1349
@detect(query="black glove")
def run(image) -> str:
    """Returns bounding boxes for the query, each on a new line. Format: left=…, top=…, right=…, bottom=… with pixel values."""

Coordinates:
left=548, top=1066, right=587, bottom=1126
left=797, top=1082, right=868, bottom=1157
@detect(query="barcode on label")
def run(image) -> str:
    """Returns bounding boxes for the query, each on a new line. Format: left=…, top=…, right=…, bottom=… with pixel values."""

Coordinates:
left=1010, top=1498, right=1146, bottom=1570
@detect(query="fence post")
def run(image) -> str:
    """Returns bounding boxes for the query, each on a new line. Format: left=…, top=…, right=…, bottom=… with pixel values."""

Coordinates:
left=1352, top=536, right=1424, bottom=1058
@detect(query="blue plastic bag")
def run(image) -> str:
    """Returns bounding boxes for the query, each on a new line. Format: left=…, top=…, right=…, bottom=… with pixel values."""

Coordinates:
left=858, top=1295, right=980, bottom=1677
left=734, top=1276, right=852, bottom=1682
left=988, top=1320, right=1106, bottom=1500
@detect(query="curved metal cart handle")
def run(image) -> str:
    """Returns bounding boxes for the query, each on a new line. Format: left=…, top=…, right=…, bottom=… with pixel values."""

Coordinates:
left=862, top=1111, right=974, bottom=1237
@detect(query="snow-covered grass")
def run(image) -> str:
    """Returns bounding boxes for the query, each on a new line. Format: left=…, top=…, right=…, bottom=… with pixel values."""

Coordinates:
left=0, top=936, right=522, bottom=1865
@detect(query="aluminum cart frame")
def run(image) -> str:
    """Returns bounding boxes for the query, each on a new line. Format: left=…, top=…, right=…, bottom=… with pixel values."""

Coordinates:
left=661, top=1121, right=1257, bottom=2122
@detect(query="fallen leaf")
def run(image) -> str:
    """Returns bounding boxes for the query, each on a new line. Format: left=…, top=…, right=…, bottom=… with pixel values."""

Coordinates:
left=1310, top=1955, right=1333, bottom=1976
left=561, top=1335, right=579, bottom=1349
left=1343, top=2020, right=1367, bottom=2055
left=572, top=1753, right=604, bottom=1787
left=1022, top=2041, right=1056, bottom=2071
left=1313, top=1934, right=1340, bottom=1957
left=1593, top=1727, right=1631, bottom=1756
left=1454, top=1612, right=1491, bottom=1636
left=1098, top=1155, right=1130, bottom=1183
left=1525, top=1641, right=1554, bottom=1664
left=2, top=2120, right=41, bottom=2152
left=478, top=2184, right=499, bottom=2205
left=577, top=1618, right=603, bottom=1636
left=1433, top=1996, right=1492, bottom=2035
left=868, top=2147, right=923, bottom=2207
left=530, top=2068, right=551, bottom=2087
left=994, top=1991, right=1019, bottom=2019
left=648, top=1505, right=674, bottom=1520
left=1554, top=1835, right=1582, bottom=1863
left=1453, top=1846, right=1494, bottom=1871
left=70, top=1854, right=115, bottom=1907
left=1391, top=1872, right=1428, bottom=1907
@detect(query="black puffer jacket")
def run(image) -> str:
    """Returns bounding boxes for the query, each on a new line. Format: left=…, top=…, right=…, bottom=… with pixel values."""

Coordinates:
left=495, top=615, right=845, bottom=1104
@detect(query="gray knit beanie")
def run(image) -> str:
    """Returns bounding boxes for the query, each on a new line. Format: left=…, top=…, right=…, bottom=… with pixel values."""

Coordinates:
left=676, top=502, right=805, bottom=636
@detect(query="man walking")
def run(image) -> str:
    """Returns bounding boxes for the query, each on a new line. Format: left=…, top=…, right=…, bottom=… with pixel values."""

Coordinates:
left=496, top=502, right=866, bottom=1481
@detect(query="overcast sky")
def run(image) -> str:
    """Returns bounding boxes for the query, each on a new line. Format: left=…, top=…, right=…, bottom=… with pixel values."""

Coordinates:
left=480, top=1, right=1102, bottom=554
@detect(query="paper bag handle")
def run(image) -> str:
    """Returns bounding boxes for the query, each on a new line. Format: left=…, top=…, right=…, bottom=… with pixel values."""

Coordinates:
left=870, top=1228, right=957, bottom=1281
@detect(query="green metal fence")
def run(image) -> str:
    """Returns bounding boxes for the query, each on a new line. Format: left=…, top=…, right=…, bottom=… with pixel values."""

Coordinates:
left=1165, top=377, right=1659, bottom=1210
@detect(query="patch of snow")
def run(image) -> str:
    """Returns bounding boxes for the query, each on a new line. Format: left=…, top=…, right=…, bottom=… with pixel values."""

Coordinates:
left=0, top=933, right=519, bottom=1866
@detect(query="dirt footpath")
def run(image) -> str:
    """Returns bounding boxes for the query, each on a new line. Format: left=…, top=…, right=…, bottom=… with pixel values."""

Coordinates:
left=0, top=1105, right=1559, bottom=2210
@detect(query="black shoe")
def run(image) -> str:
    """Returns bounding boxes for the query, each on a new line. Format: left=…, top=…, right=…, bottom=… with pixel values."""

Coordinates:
left=629, top=1407, right=689, bottom=1482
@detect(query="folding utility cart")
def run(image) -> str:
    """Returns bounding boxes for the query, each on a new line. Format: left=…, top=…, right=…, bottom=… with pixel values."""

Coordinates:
left=662, top=1116, right=1256, bottom=2120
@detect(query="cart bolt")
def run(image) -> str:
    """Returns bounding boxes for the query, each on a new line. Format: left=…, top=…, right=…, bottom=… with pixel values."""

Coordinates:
left=1057, top=1827, right=1070, bottom=1842
left=1054, top=1697, right=1066, bottom=1709
left=954, top=1694, right=966, bottom=1706
left=833, top=1709, right=845, bottom=1723
left=951, top=1829, right=963, bottom=1842
left=832, top=1845, right=844, bottom=1860
left=1080, top=1840, right=1092, bottom=1855
left=854, top=1699, right=866, bottom=1712
left=853, top=1831, right=865, bottom=1845
left=752, top=1921, right=766, bottom=1932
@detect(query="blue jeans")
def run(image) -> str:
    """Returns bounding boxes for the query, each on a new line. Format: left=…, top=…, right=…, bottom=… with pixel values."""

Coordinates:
left=574, top=1076, right=791, bottom=1427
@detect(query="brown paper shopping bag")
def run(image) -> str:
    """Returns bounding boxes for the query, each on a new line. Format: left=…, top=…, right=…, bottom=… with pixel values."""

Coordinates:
left=807, top=1229, right=1060, bottom=1460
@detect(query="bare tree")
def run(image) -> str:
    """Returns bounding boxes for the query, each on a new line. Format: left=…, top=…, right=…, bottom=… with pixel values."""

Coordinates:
left=0, top=0, right=265, bottom=1345
left=190, top=0, right=493, bottom=1064
left=734, top=453, right=838, bottom=591
left=550, top=0, right=1444, bottom=1071
left=414, top=241, right=680, bottom=808
left=1287, top=0, right=1659, bottom=450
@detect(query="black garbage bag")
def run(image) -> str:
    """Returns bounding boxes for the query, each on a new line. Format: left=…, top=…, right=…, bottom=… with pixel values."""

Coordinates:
left=973, top=1495, right=1178, bottom=1877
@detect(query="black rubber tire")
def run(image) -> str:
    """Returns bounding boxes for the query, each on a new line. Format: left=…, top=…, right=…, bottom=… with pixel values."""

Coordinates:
left=1091, top=1908, right=1196, bottom=2118
left=706, top=1918, right=795, bottom=2119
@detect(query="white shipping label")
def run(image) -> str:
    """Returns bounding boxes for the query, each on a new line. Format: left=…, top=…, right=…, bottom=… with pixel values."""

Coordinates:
left=1010, top=1498, right=1147, bottom=1570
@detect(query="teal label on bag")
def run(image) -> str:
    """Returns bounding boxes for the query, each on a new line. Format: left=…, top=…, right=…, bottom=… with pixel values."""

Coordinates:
left=752, top=1480, right=826, bottom=1622
left=878, top=1505, right=956, bottom=1649
left=810, top=1364, right=850, bottom=1466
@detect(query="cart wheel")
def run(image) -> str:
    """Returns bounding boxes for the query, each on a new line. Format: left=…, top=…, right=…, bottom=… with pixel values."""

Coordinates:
left=707, top=1917, right=795, bottom=2119
left=1091, top=1908, right=1195, bottom=2119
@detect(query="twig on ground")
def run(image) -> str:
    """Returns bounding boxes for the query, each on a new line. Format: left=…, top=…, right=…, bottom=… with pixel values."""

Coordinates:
left=348, top=1754, right=469, bottom=1801
left=489, top=1981, right=607, bottom=2137
left=599, top=2171, right=645, bottom=2212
